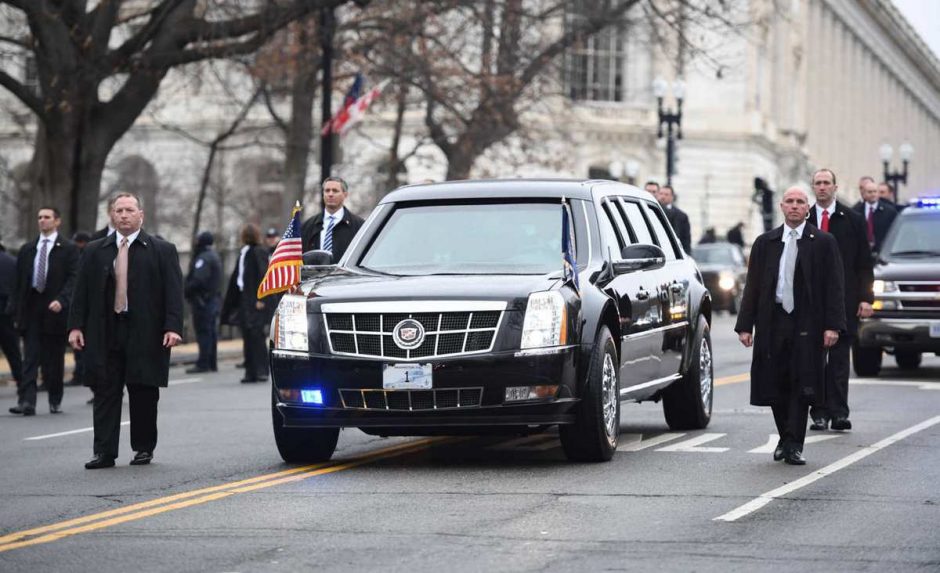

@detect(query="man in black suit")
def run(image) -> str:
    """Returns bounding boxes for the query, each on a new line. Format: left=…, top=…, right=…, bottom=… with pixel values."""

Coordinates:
left=9, top=207, right=79, bottom=416
left=0, top=241, right=23, bottom=387
left=735, top=186, right=845, bottom=465
left=68, top=193, right=183, bottom=469
left=878, top=181, right=905, bottom=213
left=807, top=169, right=874, bottom=431
left=184, top=231, right=222, bottom=374
left=221, top=223, right=270, bottom=383
left=852, top=177, right=897, bottom=253
left=656, top=185, right=692, bottom=253
left=301, top=177, right=364, bottom=263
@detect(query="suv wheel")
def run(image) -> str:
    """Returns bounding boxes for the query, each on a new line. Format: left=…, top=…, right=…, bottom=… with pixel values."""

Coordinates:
left=895, top=350, right=922, bottom=370
left=272, top=388, right=339, bottom=463
left=662, top=315, right=713, bottom=430
left=853, top=344, right=882, bottom=377
left=560, top=326, right=619, bottom=462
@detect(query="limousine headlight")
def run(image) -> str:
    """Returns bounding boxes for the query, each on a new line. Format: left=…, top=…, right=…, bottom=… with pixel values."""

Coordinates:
left=275, top=295, right=309, bottom=351
left=872, top=280, right=898, bottom=294
left=520, top=291, right=567, bottom=349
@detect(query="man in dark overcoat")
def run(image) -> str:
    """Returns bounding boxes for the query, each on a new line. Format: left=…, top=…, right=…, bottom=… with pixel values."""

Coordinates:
left=9, top=207, right=79, bottom=416
left=735, top=186, right=846, bottom=465
left=656, top=185, right=692, bottom=253
left=221, top=223, right=270, bottom=383
left=851, top=177, right=897, bottom=254
left=68, top=193, right=183, bottom=469
left=808, top=169, right=873, bottom=431
left=185, top=231, right=222, bottom=373
left=301, top=177, right=364, bottom=263
left=0, top=241, right=23, bottom=388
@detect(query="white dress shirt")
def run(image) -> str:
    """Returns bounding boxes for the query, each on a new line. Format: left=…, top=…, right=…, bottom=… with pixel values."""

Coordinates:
left=236, top=245, right=250, bottom=291
left=814, top=203, right=835, bottom=226
left=113, top=229, right=141, bottom=312
left=319, top=207, right=345, bottom=253
left=775, top=221, right=806, bottom=303
left=32, top=231, right=58, bottom=289
left=865, top=201, right=879, bottom=219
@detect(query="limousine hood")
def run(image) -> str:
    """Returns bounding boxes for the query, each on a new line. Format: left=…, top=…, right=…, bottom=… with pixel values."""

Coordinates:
left=297, top=268, right=564, bottom=312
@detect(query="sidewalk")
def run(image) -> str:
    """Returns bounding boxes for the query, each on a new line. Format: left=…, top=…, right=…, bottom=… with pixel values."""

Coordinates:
left=0, top=339, right=244, bottom=385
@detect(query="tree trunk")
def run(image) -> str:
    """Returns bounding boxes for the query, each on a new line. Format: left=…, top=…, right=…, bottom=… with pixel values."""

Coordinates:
left=284, top=26, right=319, bottom=209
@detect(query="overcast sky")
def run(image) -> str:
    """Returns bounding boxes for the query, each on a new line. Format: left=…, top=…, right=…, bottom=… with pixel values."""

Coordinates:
left=892, top=0, right=940, bottom=59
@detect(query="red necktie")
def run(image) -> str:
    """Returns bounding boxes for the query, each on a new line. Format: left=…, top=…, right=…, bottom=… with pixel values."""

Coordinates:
left=866, top=207, right=875, bottom=245
left=820, top=209, right=830, bottom=232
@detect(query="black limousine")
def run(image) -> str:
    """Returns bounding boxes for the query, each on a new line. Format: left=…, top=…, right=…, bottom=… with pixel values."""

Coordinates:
left=270, top=180, right=714, bottom=463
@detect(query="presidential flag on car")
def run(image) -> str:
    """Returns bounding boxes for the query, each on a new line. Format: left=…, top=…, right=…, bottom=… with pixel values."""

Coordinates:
left=257, top=202, right=303, bottom=299
left=562, top=198, right=580, bottom=293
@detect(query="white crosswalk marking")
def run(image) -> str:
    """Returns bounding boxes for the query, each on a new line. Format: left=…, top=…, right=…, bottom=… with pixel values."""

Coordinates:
left=618, top=432, right=686, bottom=452
left=748, top=433, right=843, bottom=454
left=656, top=433, right=729, bottom=453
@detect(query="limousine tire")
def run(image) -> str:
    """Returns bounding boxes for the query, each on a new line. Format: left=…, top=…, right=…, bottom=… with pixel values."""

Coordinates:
left=560, top=326, right=619, bottom=462
left=662, top=316, right=713, bottom=430
left=272, top=389, right=339, bottom=463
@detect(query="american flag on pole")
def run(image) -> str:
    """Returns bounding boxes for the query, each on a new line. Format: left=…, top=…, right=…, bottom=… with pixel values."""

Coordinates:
left=257, top=202, right=304, bottom=299
left=321, top=73, right=363, bottom=136
left=335, top=80, right=387, bottom=135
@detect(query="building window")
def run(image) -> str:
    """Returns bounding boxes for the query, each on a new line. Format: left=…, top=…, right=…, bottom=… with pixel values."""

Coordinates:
left=565, top=5, right=627, bottom=103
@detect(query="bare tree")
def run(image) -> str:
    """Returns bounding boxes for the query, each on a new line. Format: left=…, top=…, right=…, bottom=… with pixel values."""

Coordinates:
left=0, top=0, right=366, bottom=234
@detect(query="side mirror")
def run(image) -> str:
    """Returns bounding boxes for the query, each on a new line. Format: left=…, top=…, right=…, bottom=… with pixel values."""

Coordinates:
left=612, top=244, right=666, bottom=274
left=302, top=249, right=334, bottom=266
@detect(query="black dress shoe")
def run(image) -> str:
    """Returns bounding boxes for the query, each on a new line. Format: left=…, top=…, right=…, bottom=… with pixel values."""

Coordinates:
left=10, top=405, right=36, bottom=416
left=773, top=440, right=786, bottom=461
left=784, top=450, right=807, bottom=465
left=185, top=366, right=211, bottom=374
left=130, top=451, right=153, bottom=465
left=85, top=454, right=116, bottom=469
left=9, top=405, right=25, bottom=414
left=50, top=404, right=63, bottom=414
left=809, top=417, right=829, bottom=431
left=830, top=418, right=852, bottom=431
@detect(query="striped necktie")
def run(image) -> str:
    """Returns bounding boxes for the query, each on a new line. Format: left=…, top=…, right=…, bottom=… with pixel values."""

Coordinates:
left=322, top=215, right=336, bottom=252
left=34, top=238, right=49, bottom=292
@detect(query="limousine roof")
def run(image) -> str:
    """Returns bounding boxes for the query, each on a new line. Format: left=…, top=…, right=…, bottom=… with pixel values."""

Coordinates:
left=380, top=178, right=652, bottom=204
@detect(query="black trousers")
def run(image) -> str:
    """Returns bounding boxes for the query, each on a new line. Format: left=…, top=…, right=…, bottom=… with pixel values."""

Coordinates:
left=810, top=333, right=853, bottom=421
left=241, top=323, right=268, bottom=379
left=20, top=305, right=66, bottom=409
left=0, top=313, right=22, bottom=383
left=192, top=299, right=219, bottom=370
left=93, top=315, right=160, bottom=458
left=770, top=306, right=808, bottom=452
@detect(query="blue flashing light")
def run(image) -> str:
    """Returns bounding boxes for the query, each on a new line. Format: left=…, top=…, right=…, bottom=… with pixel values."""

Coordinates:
left=301, top=389, right=324, bottom=405
left=913, top=197, right=940, bottom=209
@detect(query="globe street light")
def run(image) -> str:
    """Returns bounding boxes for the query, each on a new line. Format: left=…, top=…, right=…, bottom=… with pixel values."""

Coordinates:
left=879, top=142, right=914, bottom=193
left=654, top=77, right=684, bottom=186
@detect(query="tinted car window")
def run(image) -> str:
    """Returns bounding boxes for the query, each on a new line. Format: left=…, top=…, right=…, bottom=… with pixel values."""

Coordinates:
left=605, top=198, right=635, bottom=246
left=693, top=245, right=743, bottom=265
left=360, top=203, right=564, bottom=275
left=643, top=203, right=678, bottom=260
left=882, top=214, right=940, bottom=259
left=620, top=200, right=655, bottom=246
left=598, top=201, right=625, bottom=256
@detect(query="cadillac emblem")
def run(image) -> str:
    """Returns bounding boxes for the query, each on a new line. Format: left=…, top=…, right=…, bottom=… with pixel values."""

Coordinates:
left=392, top=318, right=425, bottom=350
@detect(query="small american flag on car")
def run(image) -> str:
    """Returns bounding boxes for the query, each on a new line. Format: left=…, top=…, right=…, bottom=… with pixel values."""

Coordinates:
left=257, top=202, right=303, bottom=299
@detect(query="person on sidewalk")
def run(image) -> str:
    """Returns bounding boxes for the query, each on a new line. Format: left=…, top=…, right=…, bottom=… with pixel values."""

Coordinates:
left=68, top=193, right=183, bottom=469
left=9, top=207, right=79, bottom=416
left=221, top=223, right=270, bottom=383
left=807, top=169, right=873, bottom=432
left=184, top=231, right=222, bottom=374
left=735, top=186, right=846, bottom=465
left=0, top=240, right=23, bottom=388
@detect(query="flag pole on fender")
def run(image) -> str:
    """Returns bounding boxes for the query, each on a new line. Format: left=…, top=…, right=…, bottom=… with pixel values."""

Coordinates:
left=258, top=201, right=304, bottom=299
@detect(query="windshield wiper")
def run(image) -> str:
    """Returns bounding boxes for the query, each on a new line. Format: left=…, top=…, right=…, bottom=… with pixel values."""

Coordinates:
left=356, top=265, right=399, bottom=277
left=889, top=250, right=940, bottom=257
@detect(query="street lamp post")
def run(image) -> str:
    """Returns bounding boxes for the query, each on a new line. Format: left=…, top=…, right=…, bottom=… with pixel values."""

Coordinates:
left=653, top=77, right=684, bottom=186
left=879, top=142, right=914, bottom=194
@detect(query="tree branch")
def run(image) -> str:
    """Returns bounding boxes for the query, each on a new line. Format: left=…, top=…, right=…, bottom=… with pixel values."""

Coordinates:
left=0, top=69, right=44, bottom=119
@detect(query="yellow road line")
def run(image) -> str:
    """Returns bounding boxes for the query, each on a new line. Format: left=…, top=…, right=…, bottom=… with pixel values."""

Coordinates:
left=0, top=437, right=449, bottom=553
left=715, top=372, right=749, bottom=386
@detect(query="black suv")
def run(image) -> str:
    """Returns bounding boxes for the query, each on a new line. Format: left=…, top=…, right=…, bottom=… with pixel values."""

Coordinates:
left=269, top=180, right=714, bottom=463
left=856, top=197, right=940, bottom=375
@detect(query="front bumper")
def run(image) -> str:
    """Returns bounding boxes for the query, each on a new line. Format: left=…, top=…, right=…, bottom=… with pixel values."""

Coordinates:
left=270, top=346, right=580, bottom=429
left=858, top=317, right=940, bottom=351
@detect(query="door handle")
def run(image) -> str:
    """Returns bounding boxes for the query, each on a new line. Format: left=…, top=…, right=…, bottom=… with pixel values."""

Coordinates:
left=635, top=290, right=650, bottom=301
left=669, top=284, right=683, bottom=294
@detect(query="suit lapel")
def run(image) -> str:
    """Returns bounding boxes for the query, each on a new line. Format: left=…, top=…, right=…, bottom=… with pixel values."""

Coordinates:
left=797, top=228, right=815, bottom=303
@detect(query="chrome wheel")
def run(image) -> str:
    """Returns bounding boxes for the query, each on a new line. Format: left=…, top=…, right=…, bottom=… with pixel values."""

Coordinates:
left=601, top=352, right=618, bottom=440
left=699, top=335, right=713, bottom=413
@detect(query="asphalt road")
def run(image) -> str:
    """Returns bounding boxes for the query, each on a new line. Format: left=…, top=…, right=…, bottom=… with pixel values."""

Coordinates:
left=1, top=313, right=938, bottom=572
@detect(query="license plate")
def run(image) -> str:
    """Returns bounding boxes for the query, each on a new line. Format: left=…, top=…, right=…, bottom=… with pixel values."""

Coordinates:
left=930, top=322, right=940, bottom=338
left=383, top=363, right=433, bottom=390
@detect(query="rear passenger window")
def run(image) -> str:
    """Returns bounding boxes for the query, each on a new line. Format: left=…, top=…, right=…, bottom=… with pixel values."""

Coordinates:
left=598, top=202, right=624, bottom=255
left=643, top=203, right=679, bottom=261
left=620, top=200, right=655, bottom=246
left=603, top=198, right=634, bottom=247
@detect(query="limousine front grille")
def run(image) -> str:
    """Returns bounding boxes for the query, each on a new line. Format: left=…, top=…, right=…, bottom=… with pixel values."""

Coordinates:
left=340, top=388, right=483, bottom=411
left=323, top=305, right=504, bottom=360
